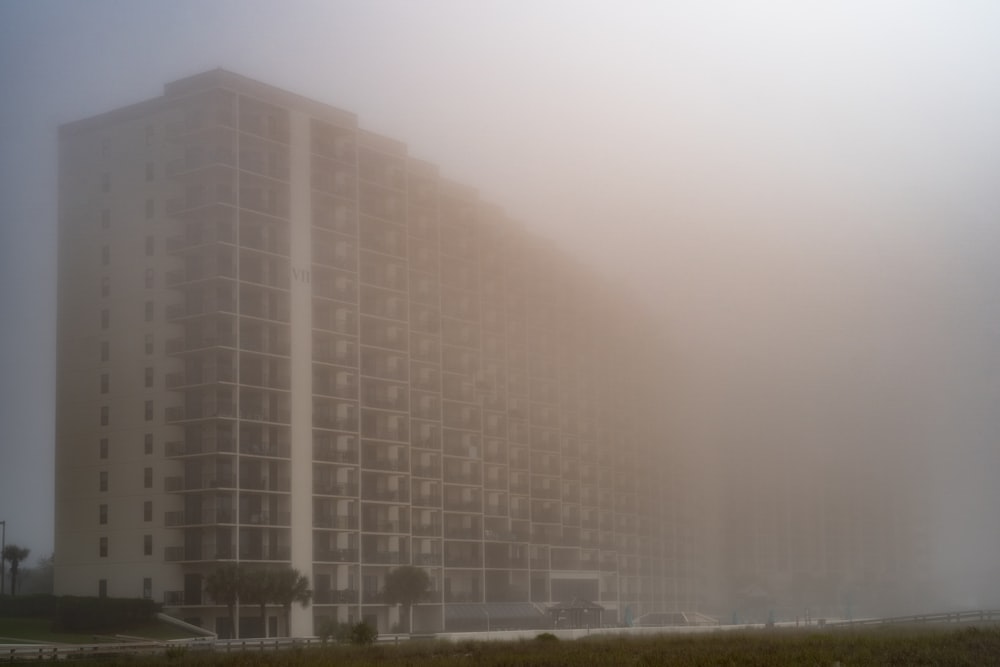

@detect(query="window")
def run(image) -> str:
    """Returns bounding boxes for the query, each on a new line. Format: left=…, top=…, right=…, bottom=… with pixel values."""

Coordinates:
left=101, top=340, right=110, bottom=362
left=144, top=334, right=153, bottom=355
left=144, top=433, right=153, bottom=455
left=99, top=536, right=108, bottom=557
left=144, top=300, right=154, bottom=322
left=101, top=309, right=109, bottom=330
left=142, top=577, right=152, bottom=600
left=145, top=162, right=154, bottom=181
left=99, top=438, right=108, bottom=459
left=145, top=199, right=154, bottom=219
left=144, top=400, right=153, bottom=422
left=101, top=172, right=110, bottom=193
left=144, top=367, right=153, bottom=388
left=145, top=125, right=154, bottom=147
left=101, top=245, right=110, bottom=265
left=98, top=579, right=107, bottom=598
left=145, top=235, right=154, bottom=256
left=101, top=275, right=110, bottom=297
left=99, top=471, right=108, bottom=492
left=143, top=534, right=153, bottom=556
left=100, top=373, right=109, bottom=394
left=100, top=406, right=109, bottom=426
left=101, top=209, right=111, bottom=229
left=99, top=504, right=108, bottom=525
left=144, top=466, right=153, bottom=488
left=145, top=269, right=154, bottom=289
left=101, top=139, right=110, bottom=157
left=143, top=500, right=152, bottom=522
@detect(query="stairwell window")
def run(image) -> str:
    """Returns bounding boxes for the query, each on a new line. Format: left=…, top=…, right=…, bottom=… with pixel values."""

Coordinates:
left=99, top=536, right=108, bottom=558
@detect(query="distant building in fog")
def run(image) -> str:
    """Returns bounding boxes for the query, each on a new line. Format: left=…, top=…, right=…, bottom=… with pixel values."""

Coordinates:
left=55, top=70, right=698, bottom=637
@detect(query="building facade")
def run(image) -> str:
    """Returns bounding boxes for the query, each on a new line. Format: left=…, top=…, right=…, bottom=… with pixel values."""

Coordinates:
left=55, top=70, right=697, bottom=636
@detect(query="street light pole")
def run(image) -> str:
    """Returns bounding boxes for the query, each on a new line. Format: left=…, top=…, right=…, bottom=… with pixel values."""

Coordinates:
left=1, top=520, right=6, bottom=596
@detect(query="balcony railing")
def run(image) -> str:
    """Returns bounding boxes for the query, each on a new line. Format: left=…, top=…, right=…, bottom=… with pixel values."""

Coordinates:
left=314, top=589, right=358, bottom=604
left=364, top=551, right=409, bottom=565
left=314, top=482, right=359, bottom=497
left=364, top=520, right=408, bottom=534
left=412, top=493, right=441, bottom=507
left=239, top=546, right=291, bottom=561
left=413, top=553, right=440, bottom=566
left=314, top=515, right=358, bottom=530
left=412, top=522, right=441, bottom=537
left=314, top=548, right=358, bottom=563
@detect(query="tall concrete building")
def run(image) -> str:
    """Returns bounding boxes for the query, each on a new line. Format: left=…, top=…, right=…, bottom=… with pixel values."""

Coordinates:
left=56, top=70, right=696, bottom=637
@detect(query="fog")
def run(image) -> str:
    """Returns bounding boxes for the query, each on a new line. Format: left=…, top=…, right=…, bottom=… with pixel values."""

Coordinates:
left=2, top=1, right=1000, bottom=614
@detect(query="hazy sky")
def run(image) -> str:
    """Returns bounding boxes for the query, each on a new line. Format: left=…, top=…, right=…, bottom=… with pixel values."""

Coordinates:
left=1, top=0, right=999, bottom=601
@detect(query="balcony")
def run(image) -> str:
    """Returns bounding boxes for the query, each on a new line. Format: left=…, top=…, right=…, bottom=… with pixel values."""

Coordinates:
left=413, top=553, right=441, bottom=566
left=314, top=482, right=359, bottom=497
left=364, top=520, right=408, bottom=534
left=411, top=464, right=439, bottom=478
left=314, top=588, right=358, bottom=604
left=166, top=185, right=236, bottom=216
left=412, top=522, right=441, bottom=537
left=412, top=493, right=441, bottom=508
left=363, top=489, right=408, bottom=503
left=239, top=546, right=290, bottom=561
left=165, top=366, right=235, bottom=388
left=167, top=146, right=236, bottom=178
left=166, top=334, right=237, bottom=355
left=444, top=526, right=481, bottom=540
left=241, top=477, right=291, bottom=493
left=166, top=222, right=235, bottom=254
left=314, top=548, right=358, bottom=563
left=365, top=551, right=409, bottom=565
left=442, top=498, right=480, bottom=513
left=444, top=591, right=481, bottom=603
left=165, top=436, right=235, bottom=457
left=165, top=403, right=236, bottom=423
left=165, top=508, right=235, bottom=526
left=314, top=515, right=358, bottom=530
left=364, top=456, right=409, bottom=473
left=165, top=475, right=236, bottom=492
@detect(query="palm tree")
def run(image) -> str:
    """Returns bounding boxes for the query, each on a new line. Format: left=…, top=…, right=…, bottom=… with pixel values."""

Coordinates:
left=238, top=569, right=272, bottom=637
left=2, top=545, right=30, bottom=596
left=382, top=565, right=431, bottom=633
left=268, top=568, right=312, bottom=636
left=203, top=564, right=241, bottom=638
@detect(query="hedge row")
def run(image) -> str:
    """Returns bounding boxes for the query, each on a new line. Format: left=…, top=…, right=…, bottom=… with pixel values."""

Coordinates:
left=52, top=596, right=161, bottom=632
left=0, top=594, right=160, bottom=631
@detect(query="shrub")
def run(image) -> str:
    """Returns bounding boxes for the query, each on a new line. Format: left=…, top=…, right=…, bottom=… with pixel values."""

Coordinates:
left=536, top=632, right=559, bottom=642
left=319, top=619, right=355, bottom=644
left=350, top=621, right=378, bottom=646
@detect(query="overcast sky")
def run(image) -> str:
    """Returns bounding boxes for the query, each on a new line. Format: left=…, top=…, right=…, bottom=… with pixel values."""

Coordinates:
left=1, top=0, right=999, bottom=602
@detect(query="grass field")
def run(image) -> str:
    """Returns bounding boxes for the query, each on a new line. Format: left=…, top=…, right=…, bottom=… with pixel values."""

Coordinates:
left=10, top=626, right=998, bottom=666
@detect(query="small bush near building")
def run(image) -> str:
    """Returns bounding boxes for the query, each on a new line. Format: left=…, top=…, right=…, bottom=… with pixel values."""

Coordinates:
left=350, top=621, right=378, bottom=646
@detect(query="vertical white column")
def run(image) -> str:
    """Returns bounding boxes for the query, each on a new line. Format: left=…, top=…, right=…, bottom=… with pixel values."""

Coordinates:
left=288, top=111, right=314, bottom=637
